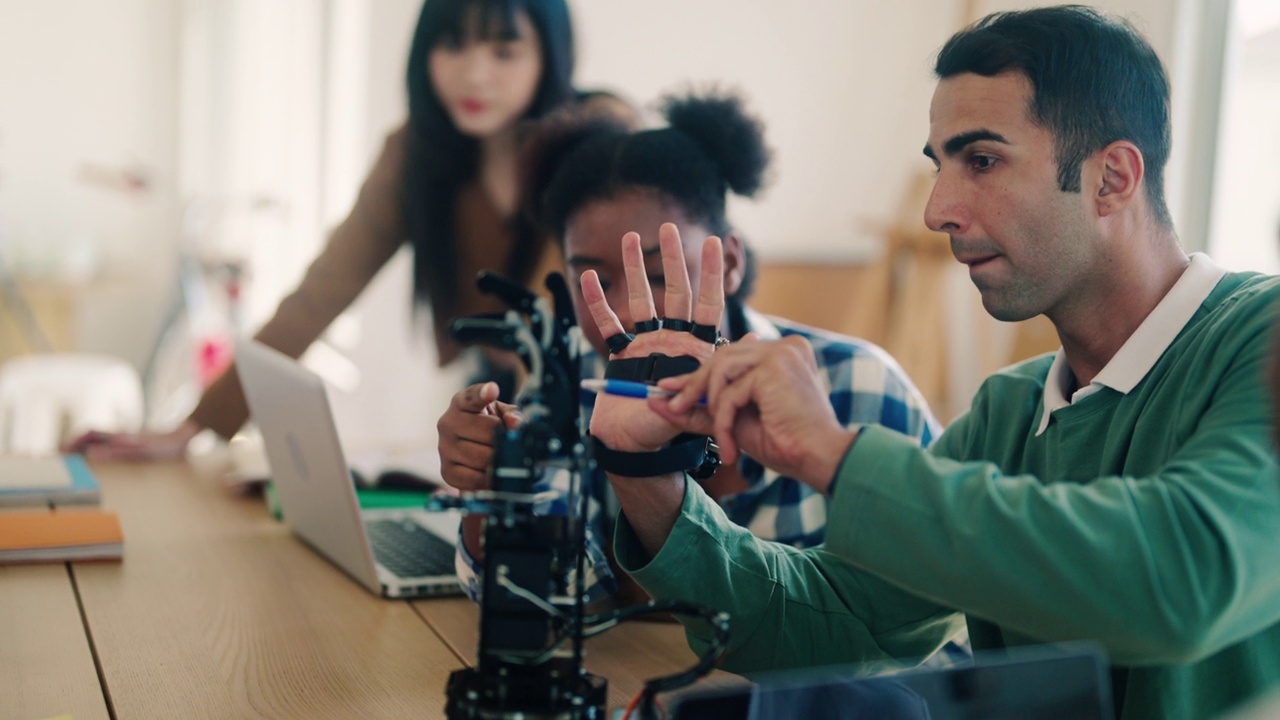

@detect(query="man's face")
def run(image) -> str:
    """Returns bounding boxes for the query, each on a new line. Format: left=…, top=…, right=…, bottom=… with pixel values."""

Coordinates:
left=563, top=191, right=716, bottom=357
left=923, top=71, right=1099, bottom=322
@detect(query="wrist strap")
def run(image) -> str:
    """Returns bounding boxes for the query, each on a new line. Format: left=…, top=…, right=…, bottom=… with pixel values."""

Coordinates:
left=589, top=433, right=713, bottom=478
left=604, top=353, right=700, bottom=383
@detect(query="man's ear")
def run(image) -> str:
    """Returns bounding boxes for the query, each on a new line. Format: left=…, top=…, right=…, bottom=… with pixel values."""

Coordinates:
left=721, top=233, right=746, bottom=297
left=1093, top=140, right=1145, bottom=217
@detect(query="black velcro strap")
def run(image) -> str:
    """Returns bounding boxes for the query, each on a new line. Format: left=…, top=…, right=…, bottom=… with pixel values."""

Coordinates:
left=604, top=353, right=700, bottom=383
left=589, top=433, right=709, bottom=477
left=634, top=317, right=662, bottom=333
left=605, top=332, right=635, bottom=355
left=662, top=318, right=694, bottom=333
left=691, top=323, right=720, bottom=344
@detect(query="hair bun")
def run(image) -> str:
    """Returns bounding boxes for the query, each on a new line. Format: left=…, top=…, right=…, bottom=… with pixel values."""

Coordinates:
left=661, top=89, right=771, bottom=198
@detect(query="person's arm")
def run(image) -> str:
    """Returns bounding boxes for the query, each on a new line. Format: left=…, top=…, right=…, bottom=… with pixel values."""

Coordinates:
left=191, top=126, right=410, bottom=439
left=575, top=226, right=959, bottom=672
left=823, top=336, right=1280, bottom=667
left=62, top=418, right=202, bottom=461
left=612, top=477, right=961, bottom=675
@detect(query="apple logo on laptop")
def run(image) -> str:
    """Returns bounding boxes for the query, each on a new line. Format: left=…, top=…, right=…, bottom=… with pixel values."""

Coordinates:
left=286, top=434, right=310, bottom=482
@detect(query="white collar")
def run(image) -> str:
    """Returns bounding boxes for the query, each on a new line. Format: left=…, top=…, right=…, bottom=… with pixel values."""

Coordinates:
left=1035, top=253, right=1226, bottom=436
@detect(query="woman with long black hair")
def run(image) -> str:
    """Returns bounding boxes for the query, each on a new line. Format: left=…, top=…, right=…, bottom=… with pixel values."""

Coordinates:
left=69, top=0, right=630, bottom=460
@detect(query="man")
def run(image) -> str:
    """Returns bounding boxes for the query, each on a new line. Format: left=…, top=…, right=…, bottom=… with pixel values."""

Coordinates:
left=580, top=7, right=1280, bottom=720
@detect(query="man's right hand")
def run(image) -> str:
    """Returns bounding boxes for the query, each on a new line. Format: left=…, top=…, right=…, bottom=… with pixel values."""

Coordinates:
left=653, top=337, right=858, bottom=494
left=61, top=419, right=202, bottom=461
left=437, top=381, right=522, bottom=493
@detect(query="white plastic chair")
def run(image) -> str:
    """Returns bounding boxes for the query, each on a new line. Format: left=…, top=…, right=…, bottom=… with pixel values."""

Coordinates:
left=0, top=353, right=144, bottom=455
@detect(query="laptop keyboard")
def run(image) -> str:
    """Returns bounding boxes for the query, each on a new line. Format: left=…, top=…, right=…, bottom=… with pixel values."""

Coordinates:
left=365, top=518, right=455, bottom=578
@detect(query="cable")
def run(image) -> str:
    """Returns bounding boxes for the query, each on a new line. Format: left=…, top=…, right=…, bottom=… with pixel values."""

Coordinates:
left=582, top=598, right=731, bottom=718
left=495, top=572, right=568, bottom=620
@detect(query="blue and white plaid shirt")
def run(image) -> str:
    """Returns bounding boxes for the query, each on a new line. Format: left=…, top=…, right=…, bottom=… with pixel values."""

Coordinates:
left=456, top=307, right=941, bottom=601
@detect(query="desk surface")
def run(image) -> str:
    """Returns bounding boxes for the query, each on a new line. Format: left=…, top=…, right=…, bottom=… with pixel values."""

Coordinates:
left=5, top=460, right=732, bottom=718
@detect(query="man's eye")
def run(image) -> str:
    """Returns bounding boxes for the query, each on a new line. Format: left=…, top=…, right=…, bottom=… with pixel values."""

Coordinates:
left=970, top=155, right=998, bottom=172
left=494, top=43, right=516, bottom=60
left=597, top=279, right=612, bottom=294
left=648, top=276, right=666, bottom=288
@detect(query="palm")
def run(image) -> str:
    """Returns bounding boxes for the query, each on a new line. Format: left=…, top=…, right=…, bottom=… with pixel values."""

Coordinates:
left=589, top=330, right=715, bottom=452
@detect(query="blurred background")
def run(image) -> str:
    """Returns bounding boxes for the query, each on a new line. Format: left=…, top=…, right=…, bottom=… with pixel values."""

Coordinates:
left=0, top=0, right=1275, bottom=459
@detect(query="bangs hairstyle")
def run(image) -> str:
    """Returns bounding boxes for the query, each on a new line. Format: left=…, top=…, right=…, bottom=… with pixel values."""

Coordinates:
left=935, top=5, right=1173, bottom=227
left=403, top=0, right=575, bottom=317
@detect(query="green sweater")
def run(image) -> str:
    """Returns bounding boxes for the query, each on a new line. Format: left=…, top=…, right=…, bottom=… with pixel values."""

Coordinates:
left=618, top=271, right=1280, bottom=720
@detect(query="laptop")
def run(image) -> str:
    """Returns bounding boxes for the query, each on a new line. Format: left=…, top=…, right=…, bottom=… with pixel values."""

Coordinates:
left=669, top=643, right=1113, bottom=720
left=235, top=338, right=463, bottom=598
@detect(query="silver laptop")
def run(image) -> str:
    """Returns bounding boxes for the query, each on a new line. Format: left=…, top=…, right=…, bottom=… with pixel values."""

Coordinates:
left=236, top=338, right=463, bottom=598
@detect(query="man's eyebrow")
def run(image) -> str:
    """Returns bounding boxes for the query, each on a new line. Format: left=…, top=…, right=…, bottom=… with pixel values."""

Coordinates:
left=641, top=245, right=661, bottom=259
left=942, top=129, right=1009, bottom=157
left=924, top=129, right=1011, bottom=162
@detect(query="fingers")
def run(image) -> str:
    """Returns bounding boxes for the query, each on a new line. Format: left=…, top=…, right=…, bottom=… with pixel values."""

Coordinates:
left=451, top=382, right=501, bottom=413
left=581, top=269, right=628, bottom=346
left=658, top=335, right=758, bottom=413
left=693, top=235, right=724, bottom=327
left=621, top=231, right=658, bottom=327
left=659, top=223, right=693, bottom=321
left=647, top=396, right=715, bottom=436
left=62, top=430, right=106, bottom=454
left=440, top=382, right=513, bottom=491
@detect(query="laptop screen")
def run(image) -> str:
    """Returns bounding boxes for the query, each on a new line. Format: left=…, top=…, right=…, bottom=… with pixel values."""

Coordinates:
left=670, top=643, right=1112, bottom=720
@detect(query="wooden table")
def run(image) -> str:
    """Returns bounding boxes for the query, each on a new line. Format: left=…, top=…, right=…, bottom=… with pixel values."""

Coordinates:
left=3, top=461, right=731, bottom=719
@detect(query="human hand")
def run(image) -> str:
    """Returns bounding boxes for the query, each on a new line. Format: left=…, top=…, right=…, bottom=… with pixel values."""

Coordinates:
left=580, top=224, right=724, bottom=453
left=651, top=335, right=858, bottom=491
left=61, top=419, right=201, bottom=461
left=437, top=381, right=522, bottom=492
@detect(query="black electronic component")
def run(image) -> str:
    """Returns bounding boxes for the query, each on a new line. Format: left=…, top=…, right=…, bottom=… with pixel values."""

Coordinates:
left=434, top=270, right=729, bottom=720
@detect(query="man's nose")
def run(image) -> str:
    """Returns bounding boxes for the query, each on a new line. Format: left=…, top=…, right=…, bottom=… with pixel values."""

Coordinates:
left=923, top=170, right=969, bottom=234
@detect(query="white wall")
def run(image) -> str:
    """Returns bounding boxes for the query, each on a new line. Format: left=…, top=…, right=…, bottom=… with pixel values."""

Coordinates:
left=0, top=0, right=1205, bottom=448
left=304, top=0, right=1196, bottom=444
left=1206, top=7, right=1280, bottom=273
left=0, top=0, right=179, bottom=367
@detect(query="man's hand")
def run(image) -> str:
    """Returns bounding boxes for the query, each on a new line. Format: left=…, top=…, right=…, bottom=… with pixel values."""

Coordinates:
left=581, top=226, right=723, bottom=452
left=653, top=336, right=858, bottom=493
left=579, top=224, right=726, bottom=558
left=437, top=381, right=521, bottom=493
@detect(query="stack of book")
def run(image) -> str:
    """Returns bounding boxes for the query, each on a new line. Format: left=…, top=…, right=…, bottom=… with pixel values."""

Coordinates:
left=0, top=454, right=101, bottom=507
left=0, top=454, right=122, bottom=564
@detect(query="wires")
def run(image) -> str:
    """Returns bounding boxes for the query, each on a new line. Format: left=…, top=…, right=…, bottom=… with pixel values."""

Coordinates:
left=585, top=599, right=731, bottom=720
left=490, top=574, right=732, bottom=714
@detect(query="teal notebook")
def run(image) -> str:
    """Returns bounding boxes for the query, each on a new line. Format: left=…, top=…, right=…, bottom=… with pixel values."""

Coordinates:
left=0, top=454, right=101, bottom=507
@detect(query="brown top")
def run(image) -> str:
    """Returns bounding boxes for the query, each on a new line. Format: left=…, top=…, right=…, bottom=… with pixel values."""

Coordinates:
left=189, top=125, right=560, bottom=439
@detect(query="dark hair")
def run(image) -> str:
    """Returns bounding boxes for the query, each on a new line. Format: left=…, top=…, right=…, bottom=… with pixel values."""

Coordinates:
left=403, top=0, right=575, bottom=318
left=935, top=5, right=1172, bottom=227
left=521, top=89, right=770, bottom=301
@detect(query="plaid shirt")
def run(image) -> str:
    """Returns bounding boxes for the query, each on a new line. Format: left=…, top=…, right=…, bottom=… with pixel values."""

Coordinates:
left=456, top=307, right=941, bottom=602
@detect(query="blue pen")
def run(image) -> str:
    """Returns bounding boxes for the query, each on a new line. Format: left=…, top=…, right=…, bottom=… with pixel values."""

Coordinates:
left=580, top=379, right=706, bottom=406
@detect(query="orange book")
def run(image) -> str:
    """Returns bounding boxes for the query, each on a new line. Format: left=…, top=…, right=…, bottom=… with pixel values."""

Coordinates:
left=0, top=508, right=123, bottom=564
